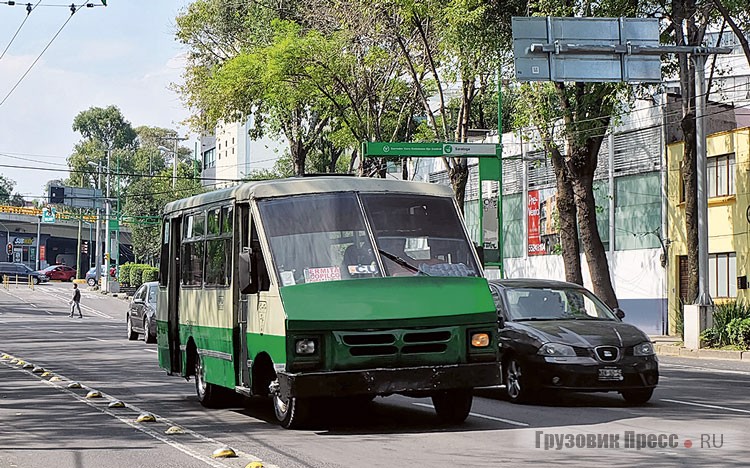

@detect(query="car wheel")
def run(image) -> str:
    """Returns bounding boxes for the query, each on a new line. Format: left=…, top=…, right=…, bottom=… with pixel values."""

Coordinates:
left=33, top=277, right=40, bottom=285
left=621, top=388, right=654, bottom=405
left=126, top=316, right=138, bottom=341
left=194, top=352, right=229, bottom=408
left=273, top=391, right=310, bottom=429
left=87, top=278, right=96, bottom=287
left=505, top=356, right=535, bottom=403
left=143, top=318, right=156, bottom=344
left=431, top=389, right=473, bottom=424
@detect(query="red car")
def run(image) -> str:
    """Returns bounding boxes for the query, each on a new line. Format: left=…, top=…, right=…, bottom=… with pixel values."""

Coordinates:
left=40, top=264, right=77, bottom=282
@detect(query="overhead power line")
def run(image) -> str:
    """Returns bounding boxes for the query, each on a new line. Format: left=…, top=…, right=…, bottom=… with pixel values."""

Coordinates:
left=0, top=2, right=97, bottom=109
left=0, top=1, right=41, bottom=62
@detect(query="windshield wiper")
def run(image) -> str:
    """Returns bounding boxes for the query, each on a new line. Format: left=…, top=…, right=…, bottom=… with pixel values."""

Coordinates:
left=515, top=317, right=561, bottom=321
left=378, top=249, right=427, bottom=275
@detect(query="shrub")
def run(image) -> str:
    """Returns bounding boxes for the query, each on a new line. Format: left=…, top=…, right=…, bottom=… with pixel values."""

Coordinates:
left=726, top=317, right=750, bottom=349
left=129, top=264, right=147, bottom=288
left=710, top=301, right=750, bottom=347
left=119, top=263, right=133, bottom=286
left=141, top=267, right=158, bottom=284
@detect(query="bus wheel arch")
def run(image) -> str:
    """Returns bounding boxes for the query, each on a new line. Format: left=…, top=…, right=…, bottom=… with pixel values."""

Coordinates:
left=251, top=352, right=275, bottom=397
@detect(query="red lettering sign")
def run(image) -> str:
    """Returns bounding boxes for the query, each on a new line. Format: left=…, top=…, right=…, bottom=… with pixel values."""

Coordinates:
left=528, top=190, right=545, bottom=256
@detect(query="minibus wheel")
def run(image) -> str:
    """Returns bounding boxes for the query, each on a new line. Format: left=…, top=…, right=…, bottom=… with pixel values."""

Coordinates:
left=273, top=393, right=310, bottom=429
left=431, top=389, right=473, bottom=424
left=195, top=352, right=223, bottom=408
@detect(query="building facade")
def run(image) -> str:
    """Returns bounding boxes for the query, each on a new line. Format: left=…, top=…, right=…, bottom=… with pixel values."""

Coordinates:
left=666, top=127, right=750, bottom=333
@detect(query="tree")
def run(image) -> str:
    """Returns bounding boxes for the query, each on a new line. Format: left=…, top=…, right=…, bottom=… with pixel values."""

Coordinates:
left=510, top=0, right=643, bottom=308
left=0, top=175, right=24, bottom=206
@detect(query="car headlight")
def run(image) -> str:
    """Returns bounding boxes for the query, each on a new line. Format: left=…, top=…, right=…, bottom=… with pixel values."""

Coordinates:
left=538, top=342, right=577, bottom=357
left=295, top=338, right=317, bottom=355
left=470, top=332, right=490, bottom=347
left=633, top=341, right=655, bottom=356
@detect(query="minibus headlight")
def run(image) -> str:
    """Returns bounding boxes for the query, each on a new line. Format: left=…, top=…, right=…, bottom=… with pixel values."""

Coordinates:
left=295, top=339, right=317, bottom=355
left=470, top=332, right=490, bottom=348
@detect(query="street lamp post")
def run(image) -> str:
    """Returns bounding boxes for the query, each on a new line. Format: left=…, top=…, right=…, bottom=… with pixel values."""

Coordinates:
left=87, top=160, right=103, bottom=286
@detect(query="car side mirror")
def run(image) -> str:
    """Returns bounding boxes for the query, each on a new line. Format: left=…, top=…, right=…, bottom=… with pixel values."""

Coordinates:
left=614, top=308, right=625, bottom=320
left=239, top=250, right=257, bottom=295
left=497, top=315, right=506, bottom=329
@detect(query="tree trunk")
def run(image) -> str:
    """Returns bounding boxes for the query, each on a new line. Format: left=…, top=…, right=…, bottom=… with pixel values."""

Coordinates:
left=449, top=159, right=469, bottom=215
left=573, top=170, right=619, bottom=308
left=682, top=113, right=699, bottom=303
left=290, top=139, right=305, bottom=176
left=549, top=147, right=583, bottom=285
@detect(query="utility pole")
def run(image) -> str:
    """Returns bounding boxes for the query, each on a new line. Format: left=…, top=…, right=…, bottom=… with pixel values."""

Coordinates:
left=160, top=135, right=189, bottom=189
left=104, top=146, right=112, bottom=292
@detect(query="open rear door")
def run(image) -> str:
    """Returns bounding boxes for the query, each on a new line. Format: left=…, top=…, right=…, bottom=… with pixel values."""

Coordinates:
left=167, top=216, right=182, bottom=374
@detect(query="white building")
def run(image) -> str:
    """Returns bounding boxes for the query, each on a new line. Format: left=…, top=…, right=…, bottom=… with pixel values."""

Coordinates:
left=200, top=115, right=284, bottom=189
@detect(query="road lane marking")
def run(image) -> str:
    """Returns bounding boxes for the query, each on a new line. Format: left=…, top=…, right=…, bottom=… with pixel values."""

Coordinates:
left=86, top=337, right=108, bottom=342
left=412, top=402, right=529, bottom=426
left=49, top=330, right=63, bottom=334
left=661, top=363, right=750, bottom=377
left=143, top=349, right=158, bottom=353
left=661, top=398, right=750, bottom=414
left=0, top=353, right=278, bottom=468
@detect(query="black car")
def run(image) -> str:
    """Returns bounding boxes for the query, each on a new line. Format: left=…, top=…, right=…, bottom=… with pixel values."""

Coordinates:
left=127, top=281, right=158, bottom=343
left=0, top=262, right=49, bottom=284
left=489, top=279, right=658, bottom=405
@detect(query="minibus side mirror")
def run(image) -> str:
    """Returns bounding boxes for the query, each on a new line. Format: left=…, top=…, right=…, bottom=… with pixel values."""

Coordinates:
left=239, top=250, right=258, bottom=295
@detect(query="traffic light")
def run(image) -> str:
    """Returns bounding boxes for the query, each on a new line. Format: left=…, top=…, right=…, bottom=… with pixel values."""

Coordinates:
left=49, top=186, right=65, bottom=204
left=105, top=252, right=110, bottom=262
left=6, top=243, right=11, bottom=256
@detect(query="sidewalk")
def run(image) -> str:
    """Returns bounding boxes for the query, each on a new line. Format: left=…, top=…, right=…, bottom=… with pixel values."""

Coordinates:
left=650, top=335, right=750, bottom=362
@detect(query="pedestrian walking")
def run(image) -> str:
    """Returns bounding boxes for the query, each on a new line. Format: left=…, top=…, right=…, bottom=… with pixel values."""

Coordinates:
left=69, top=283, right=82, bottom=318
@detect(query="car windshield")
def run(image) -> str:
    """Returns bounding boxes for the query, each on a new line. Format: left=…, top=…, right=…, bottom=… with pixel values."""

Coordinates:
left=259, top=192, right=480, bottom=286
left=502, top=286, right=617, bottom=321
left=147, top=286, right=157, bottom=304
left=42, top=266, right=58, bottom=272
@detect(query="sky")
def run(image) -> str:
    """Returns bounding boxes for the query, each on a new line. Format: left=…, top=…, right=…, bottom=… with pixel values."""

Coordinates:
left=0, top=0, right=195, bottom=200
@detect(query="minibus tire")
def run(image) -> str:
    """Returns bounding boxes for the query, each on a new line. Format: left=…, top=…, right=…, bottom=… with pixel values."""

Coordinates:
left=273, top=394, right=310, bottom=429
left=431, top=389, right=473, bottom=424
left=195, top=352, right=224, bottom=408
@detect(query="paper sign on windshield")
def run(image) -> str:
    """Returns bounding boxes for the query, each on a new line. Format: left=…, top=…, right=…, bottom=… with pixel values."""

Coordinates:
left=304, top=266, right=341, bottom=283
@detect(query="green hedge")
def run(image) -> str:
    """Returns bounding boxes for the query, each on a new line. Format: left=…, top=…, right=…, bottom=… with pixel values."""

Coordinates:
left=129, top=264, right=148, bottom=288
left=141, top=267, right=158, bottom=284
left=119, top=263, right=133, bottom=286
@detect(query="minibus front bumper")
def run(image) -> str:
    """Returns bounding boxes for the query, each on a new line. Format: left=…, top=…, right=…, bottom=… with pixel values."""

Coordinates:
left=276, top=362, right=502, bottom=399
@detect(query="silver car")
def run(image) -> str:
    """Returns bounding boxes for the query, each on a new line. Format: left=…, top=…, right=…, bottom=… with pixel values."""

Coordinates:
left=126, top=281, right=158, bottom=343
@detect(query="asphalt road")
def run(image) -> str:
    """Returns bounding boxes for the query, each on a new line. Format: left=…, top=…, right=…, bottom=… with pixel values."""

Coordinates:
left=1, top=283, right=749, bottom=468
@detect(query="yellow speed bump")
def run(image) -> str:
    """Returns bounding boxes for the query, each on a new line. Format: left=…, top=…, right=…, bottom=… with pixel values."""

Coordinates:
left=85, top=390, right=102, bottom=399
left=22, top=363, right=34, bottom=369
left=50, top=376, right=62, bottom=382
left=245, top=462, right=265, bottom=468
left=1, top=354, right=11, bottom=360
left=211, top=447, right=237, bottom=459
left=108, top=400, right=125, bottom=409
left=165, top=426, right=185, bottom=435
left=15, top=360, right=24, bottom=366
left=67, top=382, right=82, bottom=389
left=41, top=371, right=51, bottom=377
left=10, top=359, right=19, bottom=364
left=32, top=366, right=44, bottom=373
left=136, top=413, right=156, bottom=423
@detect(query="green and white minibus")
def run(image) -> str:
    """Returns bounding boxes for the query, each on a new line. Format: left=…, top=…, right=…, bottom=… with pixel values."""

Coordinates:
left=157, top=176, right=501, bottom=428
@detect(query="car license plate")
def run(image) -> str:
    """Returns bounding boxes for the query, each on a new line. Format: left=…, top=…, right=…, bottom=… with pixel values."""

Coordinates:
left=598, top=367, right=623, bottom=381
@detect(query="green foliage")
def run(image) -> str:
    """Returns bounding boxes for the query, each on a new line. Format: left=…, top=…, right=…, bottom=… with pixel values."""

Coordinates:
left=119, top=263, right=133, bottom=286
left=141, top=267, right=159, bottom=284
left=129, top=264, right=148, bottom=289
left=700, top=301, right=750, bottom=348
left=0, top=175, right=24, bottom=206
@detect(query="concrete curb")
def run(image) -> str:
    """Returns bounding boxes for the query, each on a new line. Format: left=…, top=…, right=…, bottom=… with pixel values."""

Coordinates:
left=655, top=343, right=750, bottom=361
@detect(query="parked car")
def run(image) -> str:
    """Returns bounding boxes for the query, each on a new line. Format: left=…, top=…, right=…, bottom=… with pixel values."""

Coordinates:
left=488, top=279, right=659, bottom=405
left=127, top=281, right=158, bottom=343
left=0, top=262, right=49, bottom=284
left=85, top=265, right=112, bottom=286
left=40, top=264, right=77, bottom=282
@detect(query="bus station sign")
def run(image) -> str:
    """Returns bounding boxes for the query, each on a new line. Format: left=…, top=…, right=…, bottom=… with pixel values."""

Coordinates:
left=363, top=142, right=500, bottom=157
